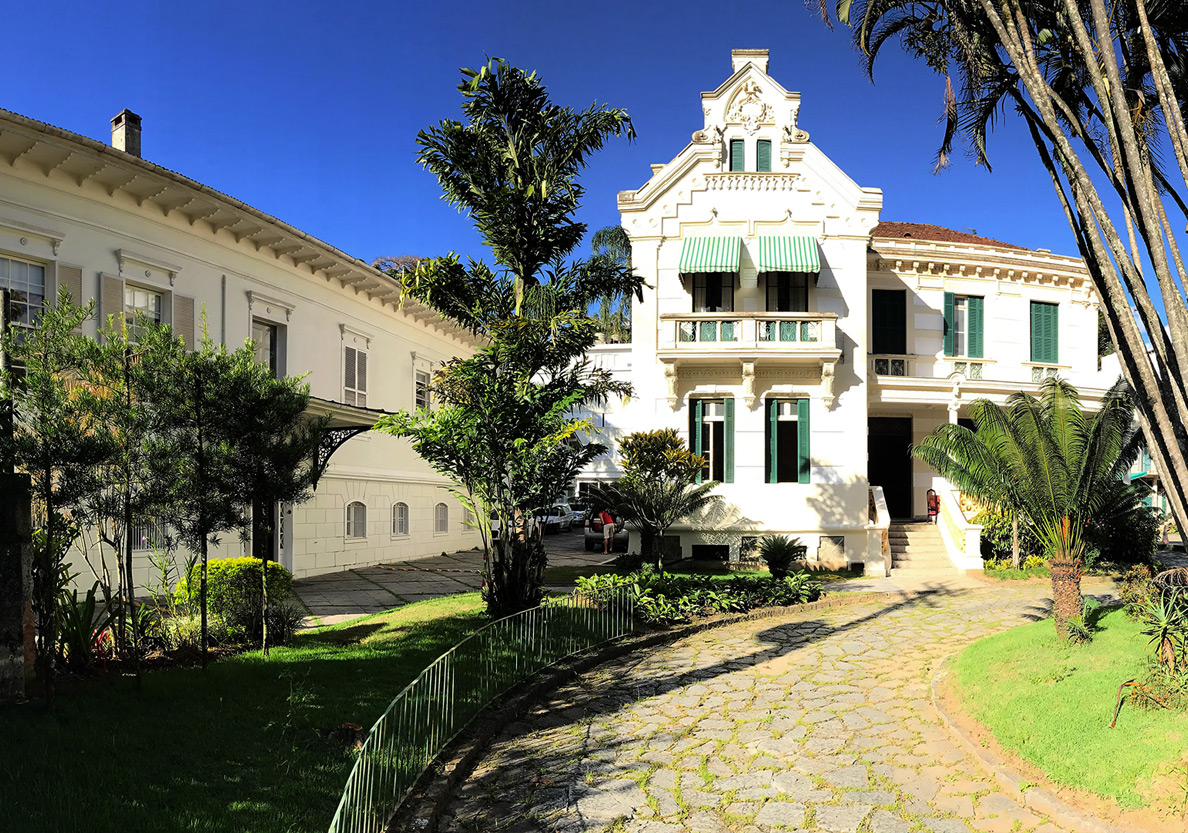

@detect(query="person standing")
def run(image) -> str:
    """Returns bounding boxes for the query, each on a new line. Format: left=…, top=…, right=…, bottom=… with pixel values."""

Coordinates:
left=600, top=509, right=616, bottom=554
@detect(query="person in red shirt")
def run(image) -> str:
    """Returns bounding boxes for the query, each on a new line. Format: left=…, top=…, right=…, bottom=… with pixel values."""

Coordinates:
left=600, top=510, right=616, bottom=554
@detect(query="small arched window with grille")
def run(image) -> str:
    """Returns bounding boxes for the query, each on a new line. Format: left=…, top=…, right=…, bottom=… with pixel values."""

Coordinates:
left=392, top=502, right=409, bottom=536
left=346, top=501, right=367, bottom=538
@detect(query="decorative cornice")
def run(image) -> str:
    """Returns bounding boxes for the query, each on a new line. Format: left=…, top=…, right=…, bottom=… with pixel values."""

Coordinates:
left=116, top=248, right=182, bottom=285
left=0, top=215, right=65, bottom=255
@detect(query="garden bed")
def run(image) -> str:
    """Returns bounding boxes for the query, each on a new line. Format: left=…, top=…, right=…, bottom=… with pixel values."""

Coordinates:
left=0, top=593, right=487, bottom=833
left=948, top=606, right=1188, bottom=830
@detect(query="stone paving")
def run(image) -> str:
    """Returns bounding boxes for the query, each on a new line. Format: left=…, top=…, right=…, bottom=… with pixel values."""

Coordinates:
left=292, top=532, right=606, bottom=626
left=439, top=583, right=1108, bottom=833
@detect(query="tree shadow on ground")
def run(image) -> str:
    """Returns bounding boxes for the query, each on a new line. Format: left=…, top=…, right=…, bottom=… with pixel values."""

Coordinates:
left=446, top=585, right=1051, bottom=829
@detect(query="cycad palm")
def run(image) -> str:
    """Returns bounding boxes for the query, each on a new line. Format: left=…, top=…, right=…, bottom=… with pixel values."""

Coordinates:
left=913, top=377, right=1142, bottom=635
left=588, top=477, right=718, bottom=572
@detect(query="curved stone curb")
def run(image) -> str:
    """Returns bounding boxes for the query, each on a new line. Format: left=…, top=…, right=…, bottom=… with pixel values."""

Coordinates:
left=930, top=653, right=1154, bottom=833
left=391, top=589, right=903, bottom=833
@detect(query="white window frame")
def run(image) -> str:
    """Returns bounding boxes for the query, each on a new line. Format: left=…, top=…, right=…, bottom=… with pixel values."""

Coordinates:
left=0, top=252, right=49, bottom=332
left=392, top=502, right=409, bottom=537
left=434, top=502, right=449, bottom=535
left=124, top=283, right=165, bottom=342
left=345, top=501, right=367, bottom=539
left=415, top=369, right=431, bottom=410
left=343, top=345, right=368, bottom=407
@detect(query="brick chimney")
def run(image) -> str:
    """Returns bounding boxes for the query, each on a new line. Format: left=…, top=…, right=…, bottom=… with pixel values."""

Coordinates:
left=111, top=109, right=142, bottom=157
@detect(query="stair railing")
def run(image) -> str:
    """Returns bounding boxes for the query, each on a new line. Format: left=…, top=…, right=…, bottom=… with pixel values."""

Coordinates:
left=935, top=486, right=985, bottom=570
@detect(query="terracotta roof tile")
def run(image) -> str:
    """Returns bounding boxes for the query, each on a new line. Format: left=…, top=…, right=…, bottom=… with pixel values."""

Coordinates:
left=872, top=221, right=1025, bottom=251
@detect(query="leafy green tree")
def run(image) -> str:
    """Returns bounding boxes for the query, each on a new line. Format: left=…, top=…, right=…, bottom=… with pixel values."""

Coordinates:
left=80, top=316, right=182, bottom=678
left=591, top=225, right=633, bottom=343
left=588, top=430, right=719, bottom=571
left=913, top=378, right=1143, bottom=635
left=378, top=59, right=643, bottom=616
left=2, top=291, right=112, bottom=703
left=820, top=0, right=1188, bottom=539
left=228, top=355, right=326, bottom=656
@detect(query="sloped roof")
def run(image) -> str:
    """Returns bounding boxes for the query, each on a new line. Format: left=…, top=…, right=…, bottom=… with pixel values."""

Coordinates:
left=872, top=221, right=1025, bottom=251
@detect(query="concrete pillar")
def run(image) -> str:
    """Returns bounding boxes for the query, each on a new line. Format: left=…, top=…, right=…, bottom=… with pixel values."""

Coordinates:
left=0, top=473, right=32, bottom=700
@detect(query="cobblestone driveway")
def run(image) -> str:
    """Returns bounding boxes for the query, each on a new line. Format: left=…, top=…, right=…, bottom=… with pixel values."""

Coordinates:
left=441, top=584, right=1091, bottom=833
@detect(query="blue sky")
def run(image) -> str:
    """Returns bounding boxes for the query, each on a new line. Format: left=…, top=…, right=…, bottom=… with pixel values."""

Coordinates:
left=4, top=1, right=1081, bottom=266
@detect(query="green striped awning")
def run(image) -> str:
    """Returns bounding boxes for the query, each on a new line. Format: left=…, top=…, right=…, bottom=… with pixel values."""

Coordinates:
left=678, top=237, right=742, bottom=274
left=757, top=236, right=821, bottom=273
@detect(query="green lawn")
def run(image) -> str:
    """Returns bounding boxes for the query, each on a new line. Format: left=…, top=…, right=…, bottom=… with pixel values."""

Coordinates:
left=952, top=606, right=1188, bottom=811
left=0, top=593, right=487, bottom=833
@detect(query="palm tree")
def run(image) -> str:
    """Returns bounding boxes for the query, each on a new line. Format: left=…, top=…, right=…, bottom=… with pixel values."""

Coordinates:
left=588, top=476, right=719, bottom=572
left=818, top=0, right=1188, bottom=562
left=590, top=225, right=632, bottom=343
left=913, top=377, right=1143, bottom=636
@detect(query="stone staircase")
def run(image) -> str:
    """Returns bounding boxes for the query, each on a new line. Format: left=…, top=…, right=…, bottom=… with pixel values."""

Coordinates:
left=889, top=521, right=959, bottom=577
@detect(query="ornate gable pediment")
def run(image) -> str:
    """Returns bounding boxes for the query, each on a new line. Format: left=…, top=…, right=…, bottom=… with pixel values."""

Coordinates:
left=726, top=80, right=773, bottom=135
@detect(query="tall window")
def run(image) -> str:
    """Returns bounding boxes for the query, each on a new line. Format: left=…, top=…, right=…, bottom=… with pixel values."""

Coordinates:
left=692, top=273, right=734, bottom=313
left=434, top=502, right=449, bottom=534
left=392, top=502, right=409, bottom=536
left=124, top=285, right=163, bottom=342
left=871, top=289, right=906, bottom=355
left=756, top=139, right=772, bottom=172
left=944, top=293, right=984, bottom=358
left=415, top=369, right=431, bottom=410
left=765, top=273, right=808, bottom=312
left=690, top=398, right=734, bottom=483
left=252, top=319, right=279, bottom=378
left=765, top=399, right=811, bottom=484
left=729, top=139, right=745, bottom=171
left=0, top=255, right=46, bottom=330
left=344, top=345, right=368, bottom=406
left=345, top=501, right=367, bottom=538
left=1030, top=301, right=1059, bottom=363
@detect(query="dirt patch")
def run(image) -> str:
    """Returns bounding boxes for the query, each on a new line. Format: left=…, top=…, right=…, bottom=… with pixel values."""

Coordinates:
left=939, top=671, right=1188, bottom=832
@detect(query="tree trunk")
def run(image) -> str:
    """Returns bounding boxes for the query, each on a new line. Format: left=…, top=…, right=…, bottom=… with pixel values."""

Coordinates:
left=36, top=489, right=56, bottom=706
left=200, top=536, right=209, bottom=670
left=1011, top=515, right=1020, bottom=570
left=641, top=529, right=659, bottom=572
left=1049, top=558, right=1083, bottom=639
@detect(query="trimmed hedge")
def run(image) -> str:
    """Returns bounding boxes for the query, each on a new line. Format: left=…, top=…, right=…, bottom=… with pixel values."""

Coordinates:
left=175, top=557, right=293, bottom=632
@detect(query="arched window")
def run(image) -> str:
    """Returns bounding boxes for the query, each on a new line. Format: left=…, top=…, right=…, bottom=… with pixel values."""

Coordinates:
left=346, top=501, right=367, bottom=538
left=434, top=502, right=449, bottom=534
left=392, top=502, right=409, bottom=536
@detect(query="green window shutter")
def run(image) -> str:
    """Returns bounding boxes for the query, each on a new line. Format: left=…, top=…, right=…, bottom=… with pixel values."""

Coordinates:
left=692, top=399, right=704, bottom=483
left=943, top=291, right=956, bottom=356
left=723, top=398, right=735, bottom=483
left=872, top=289, right=906, bottom=354
left=1031, top=301, right=1058, bottom=363
left=797, top=398, right=811, bottom=484
left=968, top=296, right=984, bottom=358
left=730, top=139, right=745, bottom=172
left=1049, top=304, right=1059, bottom=363
left=768, top=398, right=778, bottom=484
left=756, top=140, right=772, bottom=172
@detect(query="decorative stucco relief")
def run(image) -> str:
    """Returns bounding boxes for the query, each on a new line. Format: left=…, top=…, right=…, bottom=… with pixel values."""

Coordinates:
left=727, top=81, right=772, bottom=135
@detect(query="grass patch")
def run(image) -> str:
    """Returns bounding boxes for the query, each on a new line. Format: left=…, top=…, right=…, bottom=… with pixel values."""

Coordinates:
left=0, top=593, right=487, bottom=833
left=952, top=606, right=1188, bottom=810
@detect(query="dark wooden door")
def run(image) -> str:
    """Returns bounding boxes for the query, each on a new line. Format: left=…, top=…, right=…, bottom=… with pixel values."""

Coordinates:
left=868, top=417, right=914, bottom=519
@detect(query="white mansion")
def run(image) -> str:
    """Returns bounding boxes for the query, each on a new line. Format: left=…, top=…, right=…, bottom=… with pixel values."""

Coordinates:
left=576, top=50, right=1116, bottom=575
left=0, top=106, right=483, bottom=589
left=0, top=49, right=1119, bottom=585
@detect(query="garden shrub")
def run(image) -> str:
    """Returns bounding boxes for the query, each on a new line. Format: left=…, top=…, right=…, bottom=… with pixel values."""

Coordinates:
left=974, top=509, right=1040, bottom=564
left=576, top=570, right=823, bottom=626
left=175, top=557, right=293, bottom=643
left=758, top=535, right=806, bottom=579
left=1119, top=564, right=1156, bottom=618
left=1085, top=503, right=1162, bottom=569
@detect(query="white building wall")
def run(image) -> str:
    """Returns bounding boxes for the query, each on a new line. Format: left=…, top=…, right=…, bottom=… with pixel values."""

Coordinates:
left=0, top=114, right=482, bottom=592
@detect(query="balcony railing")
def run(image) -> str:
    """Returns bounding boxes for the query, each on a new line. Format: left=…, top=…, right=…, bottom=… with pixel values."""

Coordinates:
left=660, top=313, right=837, bottom=353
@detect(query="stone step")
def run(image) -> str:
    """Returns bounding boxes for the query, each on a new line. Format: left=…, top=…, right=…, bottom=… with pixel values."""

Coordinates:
left=891, top=554, right=952, bottom=565
left=891, top=566, right=961, bottom=577
left=889, top=544, right=949, bottom=555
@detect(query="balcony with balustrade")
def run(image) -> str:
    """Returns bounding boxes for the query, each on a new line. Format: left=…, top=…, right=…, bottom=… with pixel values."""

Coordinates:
left=656, top=312, right=842, bottom=409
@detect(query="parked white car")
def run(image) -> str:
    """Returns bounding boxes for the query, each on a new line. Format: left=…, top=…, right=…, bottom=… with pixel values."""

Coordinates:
left=537, top=503, right=576, bottom=533
left=489, top=511, right=542, bottom=543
